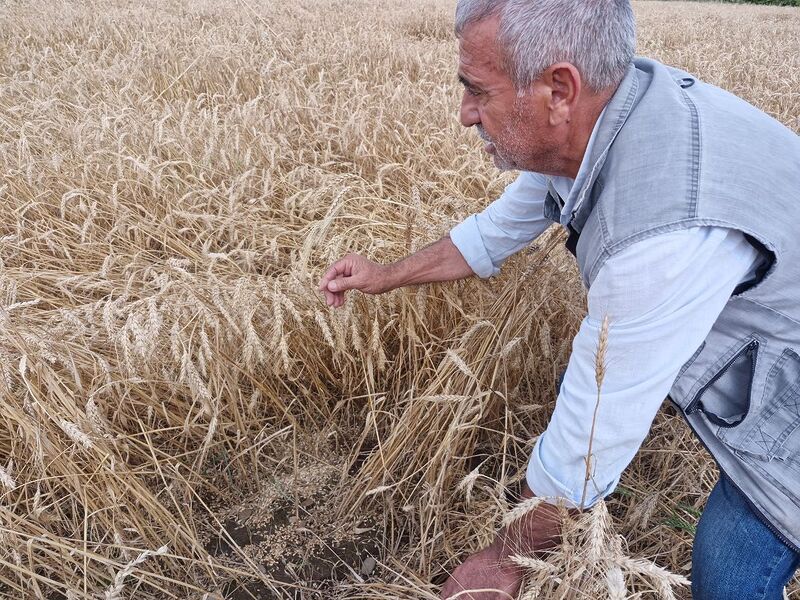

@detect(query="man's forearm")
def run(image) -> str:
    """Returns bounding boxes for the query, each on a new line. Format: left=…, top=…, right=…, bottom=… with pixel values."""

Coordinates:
left=385, top=235, right=475, bottom=289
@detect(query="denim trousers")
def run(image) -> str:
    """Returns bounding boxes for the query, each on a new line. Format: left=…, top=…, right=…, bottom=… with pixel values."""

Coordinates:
left=692, top=474, right=800, bottom=599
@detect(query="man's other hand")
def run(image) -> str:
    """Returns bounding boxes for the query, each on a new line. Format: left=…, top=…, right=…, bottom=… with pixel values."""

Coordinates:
left=439, top=539, right=524, bottom=600
left=440, top=494, right=564, bottom=600
left=318, top=253, right=393, bottom=308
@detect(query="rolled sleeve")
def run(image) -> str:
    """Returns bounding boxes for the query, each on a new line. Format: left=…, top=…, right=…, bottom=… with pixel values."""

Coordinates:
left=450, top=215, right=499, bottom=278
left=449, top=172, right=552, bottom=279
left=527, top=431, right=618, bottom=507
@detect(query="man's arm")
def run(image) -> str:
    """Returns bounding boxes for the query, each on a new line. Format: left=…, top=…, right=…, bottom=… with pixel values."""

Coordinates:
left=439, top=481, right=564, bottom=600
left=318, top=236, right=473, bottom=307
left=319, top=171, right=553, bottom=307
left=528, top=226, right=762, bottom=505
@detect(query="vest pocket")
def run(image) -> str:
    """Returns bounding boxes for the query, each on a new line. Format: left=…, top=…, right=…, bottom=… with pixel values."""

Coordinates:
left=730, top=348, right=800, bottom=458
left=686, top=337, right=759, bottom=429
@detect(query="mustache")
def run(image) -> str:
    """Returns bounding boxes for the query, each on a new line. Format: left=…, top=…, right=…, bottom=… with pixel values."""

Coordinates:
left=476, top=125, right=493, bottom=144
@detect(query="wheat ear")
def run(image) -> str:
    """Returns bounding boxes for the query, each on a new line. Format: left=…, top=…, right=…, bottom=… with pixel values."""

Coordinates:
left=502, top=496, right=544, bottom=528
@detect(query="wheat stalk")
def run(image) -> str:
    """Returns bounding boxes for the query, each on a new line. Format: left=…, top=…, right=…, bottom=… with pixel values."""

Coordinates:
left=580, top=314, right=609, bottom=510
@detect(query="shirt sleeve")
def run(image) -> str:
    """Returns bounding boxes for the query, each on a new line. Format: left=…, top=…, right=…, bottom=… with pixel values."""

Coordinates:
left=526, top=226, right=763, bottom=506
left=449, top=171, right=553, bottom=278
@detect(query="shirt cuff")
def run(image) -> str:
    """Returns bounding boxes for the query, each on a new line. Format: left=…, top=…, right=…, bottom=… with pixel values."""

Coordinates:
left=526, top=432, right=619, bottom=508
left=449, top=216, right=499, bottom=278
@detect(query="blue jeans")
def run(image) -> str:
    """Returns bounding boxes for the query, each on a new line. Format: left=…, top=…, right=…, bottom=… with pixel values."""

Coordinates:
left=692, top=474, right=800, bottom=599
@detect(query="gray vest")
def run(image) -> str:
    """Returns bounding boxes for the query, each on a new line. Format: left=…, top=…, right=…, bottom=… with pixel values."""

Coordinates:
left=545, top=57, right=800, bottom=550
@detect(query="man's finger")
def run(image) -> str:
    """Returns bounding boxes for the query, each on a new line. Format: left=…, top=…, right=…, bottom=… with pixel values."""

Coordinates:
left=328, top=273, right=359, bottom=293
left=318, top=259, right=352, bottom=290
left=318, top=266, right=340, bottom=291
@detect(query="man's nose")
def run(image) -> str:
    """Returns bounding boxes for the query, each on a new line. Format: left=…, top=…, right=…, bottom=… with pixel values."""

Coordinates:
left=459, top=91, right=480, bottom=128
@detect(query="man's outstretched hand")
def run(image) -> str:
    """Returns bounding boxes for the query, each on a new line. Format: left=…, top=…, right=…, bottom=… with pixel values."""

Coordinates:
left=318, top=237, right=474, bottom=308
left=440, top=490, right=565, bottom=600
left=317, top=253, right=394, bottom=308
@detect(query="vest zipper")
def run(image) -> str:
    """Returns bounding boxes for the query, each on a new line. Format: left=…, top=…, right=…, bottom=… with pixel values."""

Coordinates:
left=685, top=339, right=759, bottom=418
left=678, top=411, right=800, bottom=554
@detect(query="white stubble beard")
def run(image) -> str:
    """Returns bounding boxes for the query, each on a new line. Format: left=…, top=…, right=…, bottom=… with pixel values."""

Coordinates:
left=475, top=124, right=517, bottom=171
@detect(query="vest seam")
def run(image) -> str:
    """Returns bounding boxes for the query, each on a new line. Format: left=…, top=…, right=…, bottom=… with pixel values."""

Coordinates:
left=747, top=461, right=800, bottom=532
left=596, top=201, right=611, bottom=265
left=679, top=88, right=702, bottom=218
left=586, top=217, right=741, bottom=284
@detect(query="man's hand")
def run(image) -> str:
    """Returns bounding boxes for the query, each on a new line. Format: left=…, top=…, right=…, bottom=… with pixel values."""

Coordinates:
left=440, top=490, right=565, bottom=600
left=318, top=237, right=474, bottom=308
left=439, top=539, right=525, bottom=600
left=318, top=253, right=394, bottom=308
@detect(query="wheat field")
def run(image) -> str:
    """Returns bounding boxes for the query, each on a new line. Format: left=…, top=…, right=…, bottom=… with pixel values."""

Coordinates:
left=0, top=0, right=798, bottom=598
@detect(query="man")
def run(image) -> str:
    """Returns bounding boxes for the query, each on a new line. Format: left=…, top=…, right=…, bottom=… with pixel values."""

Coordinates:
left=318, top=0, right=800, bottom=598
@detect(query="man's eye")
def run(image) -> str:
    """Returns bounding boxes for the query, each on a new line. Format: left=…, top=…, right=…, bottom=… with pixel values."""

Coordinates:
left=466, top=87, right=480, bottom=97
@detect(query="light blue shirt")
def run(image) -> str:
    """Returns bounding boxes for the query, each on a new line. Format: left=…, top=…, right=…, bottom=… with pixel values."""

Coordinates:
left=449, top=120, right=762, bottom=505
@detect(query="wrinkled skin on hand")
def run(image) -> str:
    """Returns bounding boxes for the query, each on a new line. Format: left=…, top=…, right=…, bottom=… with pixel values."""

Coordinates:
left=440, top=491, right=566, bottom=600
left=317, top=253, right=391, bottom=308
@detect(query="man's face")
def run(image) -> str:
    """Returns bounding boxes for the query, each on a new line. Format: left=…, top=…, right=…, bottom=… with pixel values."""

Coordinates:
left=457, top=16, right=558, bottom=173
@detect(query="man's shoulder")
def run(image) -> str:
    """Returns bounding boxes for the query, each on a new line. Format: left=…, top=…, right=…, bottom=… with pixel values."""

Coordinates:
left=631, top=56, right=792, bottom=135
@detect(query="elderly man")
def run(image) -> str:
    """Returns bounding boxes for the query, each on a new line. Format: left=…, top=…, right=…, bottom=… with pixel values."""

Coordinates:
left=318, top=0, right=800, bottom=598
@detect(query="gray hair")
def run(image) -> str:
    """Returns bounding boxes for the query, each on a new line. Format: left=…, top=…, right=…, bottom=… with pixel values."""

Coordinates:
left=454, top=0, right=636, bottom=91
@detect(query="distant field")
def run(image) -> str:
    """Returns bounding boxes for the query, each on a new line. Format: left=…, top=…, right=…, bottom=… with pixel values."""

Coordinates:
left=0, top=0, right=798, bottom=598
left=657, top=0, right=800, bottom=5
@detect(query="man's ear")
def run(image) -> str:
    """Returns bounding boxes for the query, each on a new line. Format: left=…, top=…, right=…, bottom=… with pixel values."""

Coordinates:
left=541, top=62, right=582, bottom=126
